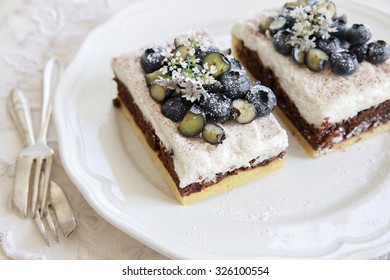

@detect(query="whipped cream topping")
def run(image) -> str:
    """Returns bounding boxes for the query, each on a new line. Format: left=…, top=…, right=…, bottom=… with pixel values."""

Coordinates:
left=231, top=12, right=390, bottom=128
left=111, top=32, right=288, bottom=188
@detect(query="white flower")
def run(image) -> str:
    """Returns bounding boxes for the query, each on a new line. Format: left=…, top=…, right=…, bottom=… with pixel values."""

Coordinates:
left=150, top=33, right=220, bottom=102
left=288, top=0, right=337, bottom=51
left=189, top=47, right=196, bottom=56
left=209, top=65, right=217, bottom=75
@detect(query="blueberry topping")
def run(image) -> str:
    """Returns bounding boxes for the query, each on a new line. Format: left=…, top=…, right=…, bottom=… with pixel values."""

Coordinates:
left=317, top=36, right=341, bottom=55
left=161, top=95, right=189, bottom=122
left=316, top=0, right=336, bottom=19
left=178, top=105, right=205, bottom=137
left=145, top=69, right=166, bottom=85
left=232, top=99, right=257, bottom=124
left=346, top=24, right=372, bottom=45
left=261, top=1, right=388, bottom=77
left=140, top=47, right=165, bottom=73
left=305, top=48, right=329, bottom=72
left=174, top=37, right=186, bottom=48
left=259, top=16, right=274, bottom=33
left=269, top=16, right=288, bottom=36
left=292, top=45, right=306, bottom=64
left=245, top=83, right=276, bottom=117
left=219, top=70, right=251, bottom=99
left=349, top=44, right=368, bottom=63
left=366, top=40, right=390, bottom=64
left=281, top=8, right=296, bottom=29
left=330, top=51, right=358, bottom=75
left=174, top=45, right=191, bottom=60
left=225, top=55, right=244, bottom=71
left=197, top=45, right=220, bottom=60
left=202, top=123, right=226, bottom=145
left=203, top=81, right=224, bottom=94
left=202, top=52, right=231, bottom=78
left=330, top=14, right=348, bottom=42
left=139, top=34, right=283, bottom=144
left=199, top=93, right=232, bottom=123
left=273, top=30, right=293, bottom=55
left=149, top=84, right=169, bottom=102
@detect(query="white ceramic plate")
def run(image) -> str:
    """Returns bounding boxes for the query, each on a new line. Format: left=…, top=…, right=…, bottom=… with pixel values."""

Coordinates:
left=54, top=0, right=390, bottom=259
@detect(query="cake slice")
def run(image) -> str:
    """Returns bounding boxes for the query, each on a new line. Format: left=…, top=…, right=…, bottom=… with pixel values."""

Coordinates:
left=231, top=0, right=390, bottom=156
left=111, top=31, right=288, bottom=204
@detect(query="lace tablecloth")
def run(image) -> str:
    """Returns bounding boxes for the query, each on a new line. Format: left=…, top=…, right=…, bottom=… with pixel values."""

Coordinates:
left=0, top=0, right=167, bottom=260
left=0, top=0, right=389, bottom=260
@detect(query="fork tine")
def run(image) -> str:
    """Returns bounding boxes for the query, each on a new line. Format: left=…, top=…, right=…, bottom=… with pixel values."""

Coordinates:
left=31, top=158, right=42, bottom=217
left=34, top=210, right=50, bottom=247
left=39, top=157, right=52, bottom=217
left=45, top=206, right=60, bottom=243
left=49, top=181, right=77, bottom=238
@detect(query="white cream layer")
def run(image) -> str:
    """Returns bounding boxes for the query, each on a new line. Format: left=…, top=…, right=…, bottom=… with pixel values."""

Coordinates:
left=231, top=13, right=390, bottom=128
left=112, top=37, right=288, bottom=188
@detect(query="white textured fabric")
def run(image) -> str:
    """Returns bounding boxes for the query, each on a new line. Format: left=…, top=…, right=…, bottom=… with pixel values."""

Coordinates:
left=0, top=0, right=166, bottom=260
left=0, top=0, right=389, bottom=260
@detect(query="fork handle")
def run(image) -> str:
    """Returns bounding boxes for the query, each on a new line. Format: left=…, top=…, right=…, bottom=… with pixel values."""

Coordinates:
left=37, top=58, right=62, bottom=143
left=7, top=88, right=35, bottom=147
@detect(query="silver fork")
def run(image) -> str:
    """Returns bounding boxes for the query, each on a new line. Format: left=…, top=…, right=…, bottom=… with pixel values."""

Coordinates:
left=8, top=88, right=77, bottom=246
left=13, top=58, right=61, bottom=218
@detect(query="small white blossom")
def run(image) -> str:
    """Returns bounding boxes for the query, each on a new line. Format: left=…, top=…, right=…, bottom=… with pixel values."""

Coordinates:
left=209, top=65, right=217, bottom=75
left=189, top=48, right=196, bottom=56
left=152, top=33, right=218, bottom=102
left=193, top=67, right=200, bottom=74
left=288, top=0, right=338, bottom=52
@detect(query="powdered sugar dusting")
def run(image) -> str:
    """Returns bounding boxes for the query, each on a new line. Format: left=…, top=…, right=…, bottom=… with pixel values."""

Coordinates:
left=112, top=30, right=288, bottom=188
left=232, top=13, right=390, bottom=127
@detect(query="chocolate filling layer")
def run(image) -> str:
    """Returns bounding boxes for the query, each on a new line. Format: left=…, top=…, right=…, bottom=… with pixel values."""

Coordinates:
left=114, top=77, right=285, bottom=197
left=234, top=39, right=390, bottom=151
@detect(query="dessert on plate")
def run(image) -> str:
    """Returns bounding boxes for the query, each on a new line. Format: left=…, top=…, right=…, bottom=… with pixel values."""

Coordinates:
left=111, top=31, right=288, bottom=204
left=231, top=0, right=390, bottom=156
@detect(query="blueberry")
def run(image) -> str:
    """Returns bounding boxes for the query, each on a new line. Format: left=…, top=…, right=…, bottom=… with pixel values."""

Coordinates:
left=203, top=81, right=224, bottom=94
left=349, top=44, right=368, bottom=63
left=273, top=30, right=293, bottom=55
left=202, top=52, right=231, bottom=78
left=199, top=93, right=232, bottom=123
left=305, top=48, right=329, bottom=72
left=317, top=36, right=341, bottom=55
left=149, top=84, right=169, bottom=102
left=197, top=45, right=220, bottom=60
left=245, top=83, right=276, bottom=117
left=283, top=0, right=319, bottom=10
left=330, top=14, right=348, bottom=42
left=330, top=51, right=358, bottom=75
left=225, top=55, right=243, bottom=71
left=202, top=123, right=226, bottom=145
left=291, top=45, right=306, bottom=64
left=366, top=40, right=390, bottom=64
left=259, top=16, right=274, bottom=33
left=145, top=69, right=167, bottom=85
left=161, top=95, right=190, bottom=122
left=281, top=8, right=296, bottom=29
left=316, top=0, right=337, bottom=18
left=269, top=17, right=288, bottom=37
left=232, top=99, right=257, bottom=124
left=219, top=70, right=251, bottom=99
left=174, top=45, right=191, bottom=60
left=346, top=24, right=372, bottom=45
left=174, top=37, right=187, bottom=48
left=178, top=105, right=205, bottom=137
left=140, top=47, right=165, bottom=73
